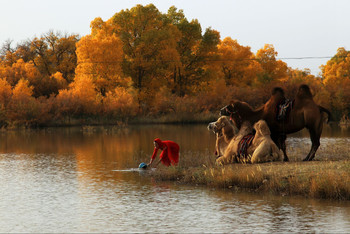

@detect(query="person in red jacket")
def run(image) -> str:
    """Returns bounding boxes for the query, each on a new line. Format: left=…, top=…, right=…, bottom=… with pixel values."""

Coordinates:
left=148, top=138, right=179, bottom=168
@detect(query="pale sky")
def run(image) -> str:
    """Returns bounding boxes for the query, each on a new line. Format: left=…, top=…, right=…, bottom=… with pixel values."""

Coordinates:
left=1, top=0, right=350, bottom=76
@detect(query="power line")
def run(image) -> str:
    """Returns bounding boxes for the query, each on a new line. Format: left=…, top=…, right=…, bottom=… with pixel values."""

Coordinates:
left=277, top=56, right=333, bottom=60
left=76, top=55, right=346, bottom=64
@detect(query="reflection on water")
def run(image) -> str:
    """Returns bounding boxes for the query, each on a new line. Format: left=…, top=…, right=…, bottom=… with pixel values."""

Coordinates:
left=0, top=124, right=349, bottom=232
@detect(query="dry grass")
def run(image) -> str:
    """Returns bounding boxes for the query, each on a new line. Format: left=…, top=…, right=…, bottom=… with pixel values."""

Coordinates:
left=151, top=150, right=350, bottom=200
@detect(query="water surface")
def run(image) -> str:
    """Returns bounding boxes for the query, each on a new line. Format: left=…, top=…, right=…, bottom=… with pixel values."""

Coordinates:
left=0, top=124, right=349, bottom=232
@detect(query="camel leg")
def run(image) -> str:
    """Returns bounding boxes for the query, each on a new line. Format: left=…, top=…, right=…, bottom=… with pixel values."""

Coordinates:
left=303, top=128, right=321, bottom=161
left=280, top=135, right=289, bottom=162
left=271, top=133, right=288, bottom=161
left=250, top=145, right=268, bottom=163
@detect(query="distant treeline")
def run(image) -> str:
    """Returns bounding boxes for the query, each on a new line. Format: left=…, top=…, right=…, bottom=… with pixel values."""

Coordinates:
left=0, top=4, right=349, bottom=127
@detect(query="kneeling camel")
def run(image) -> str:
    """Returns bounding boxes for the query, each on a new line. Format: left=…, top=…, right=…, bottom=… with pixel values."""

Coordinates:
left=213, top=119, right=282, bottom=165
left=207, top=116, right=238, bottom=157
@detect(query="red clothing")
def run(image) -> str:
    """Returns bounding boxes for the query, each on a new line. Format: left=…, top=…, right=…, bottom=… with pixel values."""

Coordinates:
left=151, top=138, right=179, bottom=166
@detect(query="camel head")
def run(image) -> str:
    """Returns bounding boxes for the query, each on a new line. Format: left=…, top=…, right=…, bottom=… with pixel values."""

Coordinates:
left=207, top=116, right=231, bottom=134
left=220, top=105, right=233, bottom=117
left=220, top=100, right=242, bottom=116
left=297, top=84, right=313, bottom=99
left=253, top=120, right=271, bottom=136
left=220, top=101, right=250, bottom=129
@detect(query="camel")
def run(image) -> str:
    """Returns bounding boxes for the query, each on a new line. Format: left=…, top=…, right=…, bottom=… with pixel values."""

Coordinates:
left=207, top=116, right=238, bottom=157
left=220, top=84, right=332, bottom=161
left=216, top=120, right=282, bottom=165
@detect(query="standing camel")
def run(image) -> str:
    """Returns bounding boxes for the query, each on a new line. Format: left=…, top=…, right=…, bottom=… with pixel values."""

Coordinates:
left=220, top=84, right=332, bottom=161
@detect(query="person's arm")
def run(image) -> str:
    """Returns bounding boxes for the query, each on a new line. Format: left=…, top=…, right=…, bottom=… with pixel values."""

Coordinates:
left=152, top=146, right=167, bottom=168
left=148, top=147, right=159, bottom=167
left=153, top=158, right=162, bottom=167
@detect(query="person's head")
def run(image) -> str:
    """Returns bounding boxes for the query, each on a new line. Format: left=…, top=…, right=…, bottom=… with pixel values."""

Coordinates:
left=154, top=141, right=158, bottom=148
left=154, top=138, right=162, bottom=148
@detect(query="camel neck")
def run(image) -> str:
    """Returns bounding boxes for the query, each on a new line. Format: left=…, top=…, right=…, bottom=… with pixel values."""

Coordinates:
left=248, top=106, right=264, bottom=123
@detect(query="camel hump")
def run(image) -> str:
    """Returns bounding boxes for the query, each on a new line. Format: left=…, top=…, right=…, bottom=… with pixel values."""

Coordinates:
left=297, top=84, right=313, bottom=99
left=271, top=87, right=285, bottom=97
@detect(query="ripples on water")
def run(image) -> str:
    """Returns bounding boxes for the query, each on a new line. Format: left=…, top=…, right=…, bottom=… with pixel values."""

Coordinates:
left=0, top=125, right=349, bottom=232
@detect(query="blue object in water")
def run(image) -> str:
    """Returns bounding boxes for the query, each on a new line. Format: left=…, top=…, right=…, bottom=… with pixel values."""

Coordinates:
left=139, top=162, right=148, bottom=169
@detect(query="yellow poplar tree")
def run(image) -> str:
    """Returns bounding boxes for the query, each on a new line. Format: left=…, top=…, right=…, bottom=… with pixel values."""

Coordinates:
left=321, top=47, right=350, bottom=118
left=256, top=44, right=288, bottom=84
left=0, top=78, right=12, bottom=107
left=112, top=4, right=181, bottom=103
left=216, top=37, right=262, bottom=86
left=8, top=79, right=37, bottom=124
left=75, top=18, right=126, bottom=96
left=167, top=6, right=221, bottom=96
left=69, top=75, right=99, bottom=115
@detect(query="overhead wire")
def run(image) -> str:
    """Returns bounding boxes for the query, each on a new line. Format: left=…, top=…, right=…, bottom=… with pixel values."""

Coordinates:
left=76, top=55, right=348, bottom=64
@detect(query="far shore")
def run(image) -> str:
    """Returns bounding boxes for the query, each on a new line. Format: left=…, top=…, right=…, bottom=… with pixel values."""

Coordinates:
left=2, top=111, right=348, bottom=130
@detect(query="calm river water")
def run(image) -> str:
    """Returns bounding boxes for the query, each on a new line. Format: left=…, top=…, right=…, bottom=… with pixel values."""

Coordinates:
left=0, top=124, right=349, bottom=233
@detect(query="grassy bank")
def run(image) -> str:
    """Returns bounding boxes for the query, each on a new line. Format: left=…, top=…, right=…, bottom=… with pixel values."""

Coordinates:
left=150, top=153, right=350, bottom=200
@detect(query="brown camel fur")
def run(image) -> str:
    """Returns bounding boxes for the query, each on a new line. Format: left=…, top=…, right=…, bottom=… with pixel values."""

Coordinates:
left=220, top=84, right=332, bottom=161
left=216, top=120, right=282, bottom=165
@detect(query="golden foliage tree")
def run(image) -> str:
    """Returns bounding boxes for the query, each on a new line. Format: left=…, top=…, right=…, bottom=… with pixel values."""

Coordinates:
left=75, top=18, right=126, bottom=96
left=7, top=79, right=37, bottom=125
left=0, top=78, right=12, bottom=107
left=256, top=44, right=288, bottom=84
left=216, top=37, right=262, bottom=86
left=112, top=4, right=180, bottom=102
left=167, top=6, right=220, bottom=96
left=30, top=31, right=79, bottom=82
left=0, top=59, right=63, bottom=97
left=103, top=87, right=138, bottom=118
left=321, top=47, right=350, bottom=118
left=69, top=75, right=99, bottom=115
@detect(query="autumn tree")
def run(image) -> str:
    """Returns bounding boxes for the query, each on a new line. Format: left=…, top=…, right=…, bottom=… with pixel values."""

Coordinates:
left=0, top=31, right=79, bottom=98
left=0, top=39, right=18, bottom=66
left=112, top=4, right=180, bottom=104
left=0, top=59, right=65, bottom=97
left=321, top=47, right=350, bottom=118
left=29, top=31, right=79, bottom=82
left=0, top=78, right=12, bottom=107
left=1, top=32, right=79, bottom=83
left=167, top=6, right=220, bottom=96
left=256, top=44, right=288, bottom=84
left=56, top=75, right=99, bottom=118
left=75, top=17, right=125, bottom=96
left=7, top=79, right=37, bottom=125
left=216, top=37, right=262, bottom=86
left=0, top=78, right=12, bottom=126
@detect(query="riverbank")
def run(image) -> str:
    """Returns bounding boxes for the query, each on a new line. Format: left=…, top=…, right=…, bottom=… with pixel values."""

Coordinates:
left=151, top=159, right=350, bottom=201
left=0, top=111, right=219, bottom=129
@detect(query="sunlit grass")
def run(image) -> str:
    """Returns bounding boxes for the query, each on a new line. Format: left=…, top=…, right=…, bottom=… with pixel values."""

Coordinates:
left=151, top=147, right=350, bottom=200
